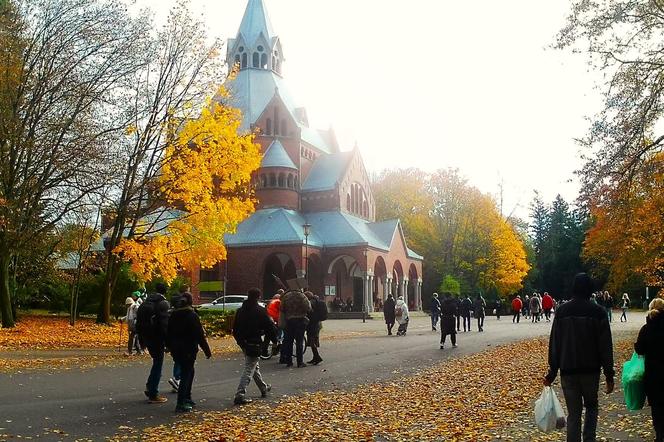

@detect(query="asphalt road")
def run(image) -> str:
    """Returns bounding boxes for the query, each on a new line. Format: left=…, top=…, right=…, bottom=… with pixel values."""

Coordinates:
left=0, top=312, right=645, bottom=441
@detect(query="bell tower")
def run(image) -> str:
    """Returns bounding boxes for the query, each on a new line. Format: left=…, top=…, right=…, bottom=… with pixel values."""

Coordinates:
left=227, top=0, right=284, bottom=75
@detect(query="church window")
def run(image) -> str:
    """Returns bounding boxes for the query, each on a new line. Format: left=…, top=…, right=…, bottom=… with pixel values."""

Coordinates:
left=364, top=201, right=368, bottom=218
left=239, top=46, right=244, bottom=52
left=278, top=173, right=285, bottom=187
left=269, top=174, right=276, bottom=187
left=295, top=174, right=299, bottom=189
left=261, top=174, right=267, bottom=188
left=234, top=54, right=240, bottom=66
left=266, top=118, right=272, bottom=135
left=253, top=52, right=259, bottom=68
left=258, top=45, right=264, bottom=52
left=281, top=120, right=287, bottom=137
left=274, top=109, right=280, bottom=135
left=347, top=194, right=351, bottom=211
left=276, top=60, right=281, bottom=74
left=261, top=53, right=268, bottom=69
left=287, top=174, right=294, bottom=188
left=241, top=53, right=247, bottom=69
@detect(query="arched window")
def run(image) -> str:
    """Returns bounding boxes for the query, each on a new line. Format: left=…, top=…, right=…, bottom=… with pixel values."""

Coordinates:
left=241, top=53, right=248, bottom=69
left=261, top=53, right=268, bottom=69
left=276, top=60, right=281, bottom=74
left=234, top=54, right=240, bottom=66
left=274, top=109, right=280, bottom=135
left=272, top=56, right=276, bottom=70
left=261, top=174, right=267, bottom=188
left=287, top=174, right=294, bottom=188
left=294, top=174, right=299, bottom=189
left=266, top=118, right=272, bottom=135
left=278, top=173, right=285, bottom=187
left=253, top=52, right=259, bottom=68
left=364, top=201, right=368, bottom=217
left=347, top=194, right=351, bottom=211
left=269, top=174, right=276, bottom=187
left=281, top=120, right=287, bottom=136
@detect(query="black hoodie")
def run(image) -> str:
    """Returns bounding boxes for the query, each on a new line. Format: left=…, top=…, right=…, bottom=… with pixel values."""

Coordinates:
left=136, top=293, right=170, bottom=346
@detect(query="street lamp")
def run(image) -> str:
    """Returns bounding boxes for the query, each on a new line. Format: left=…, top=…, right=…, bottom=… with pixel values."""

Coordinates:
left=302, top=223, right=311, bottom=286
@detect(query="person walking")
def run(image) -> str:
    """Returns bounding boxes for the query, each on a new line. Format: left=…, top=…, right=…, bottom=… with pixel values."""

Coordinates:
left=264, top=292, right=282, bottom=358
left=494, top=298, right=502, bottom=320
left=430, top=293, right=441, bottom=331
left=232, top=288, right=278, bottom=405
left=136, top=283, right=170, bottom=403
left=602, top=291, right=614, bottom=322
left=523, top=295, right=530, bottom=320
left=634, top=298, right=664, bottom=442
left=511, top=295, right=523, bottom=323
left=454, top=295, right=462, bottom=331
left=166, top=292, right=212, bottom=413
left=384, top=294, right=396, bottom=335
left=620, top=293, right=630, bottom=322
left=460, top=294, right=473, bottom=332
left=543, top=273, right=615, bottom=442
left=473, top=294, right=486, bottom=332
left=395, top=295, right=409, bottom=336
left=439, top=294, right=458, bottom=349
left=122, top=292, right=141, bottom=356
left=305, top=291, right=326, bottom=365
left=280, top=289, right=311, bottom=367
left=542, top=292, right=554, bottom=322
left=530, top=293, right=541, bottom=323
left=168, top=285, right=192, bottom=393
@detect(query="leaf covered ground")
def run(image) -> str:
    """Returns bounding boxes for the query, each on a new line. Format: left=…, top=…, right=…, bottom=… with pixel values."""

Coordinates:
left=110, top=334, right=647, bottom=442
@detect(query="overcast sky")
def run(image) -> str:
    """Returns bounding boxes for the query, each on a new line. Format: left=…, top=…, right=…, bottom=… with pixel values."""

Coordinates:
left=141, top=0, right=603, bottom=219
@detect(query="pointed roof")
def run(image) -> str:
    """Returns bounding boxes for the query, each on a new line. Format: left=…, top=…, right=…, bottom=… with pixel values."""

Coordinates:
left=238, top=0, right=276, bottom=45
left=301, top=151, right=354, bottom=192
left=261, top=140, right=296, bottom=169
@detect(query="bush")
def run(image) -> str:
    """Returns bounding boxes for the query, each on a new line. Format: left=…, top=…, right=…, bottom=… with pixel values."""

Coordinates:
left=197, top=309, right=235, bottom=338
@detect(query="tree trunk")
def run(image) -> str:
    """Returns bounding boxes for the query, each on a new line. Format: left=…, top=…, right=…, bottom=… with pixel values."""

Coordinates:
left=0, top=251, right=15, bottom=328
left=98, top=255, right=121, bottom=324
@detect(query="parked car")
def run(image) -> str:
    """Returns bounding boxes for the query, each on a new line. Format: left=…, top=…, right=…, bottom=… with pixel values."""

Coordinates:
left=197, top=295, right=265, bottom=312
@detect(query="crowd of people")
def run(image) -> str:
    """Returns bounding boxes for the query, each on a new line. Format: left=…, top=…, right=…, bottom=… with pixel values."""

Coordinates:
left=121, top=283, right=328, bottom=412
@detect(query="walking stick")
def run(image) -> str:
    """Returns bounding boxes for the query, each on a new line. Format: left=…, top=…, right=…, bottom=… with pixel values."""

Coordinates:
left=118, top=320, right=123, bottom=353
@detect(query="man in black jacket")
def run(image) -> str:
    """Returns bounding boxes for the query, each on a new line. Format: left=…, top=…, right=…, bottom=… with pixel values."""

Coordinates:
left=544, top=273, right=615, bottom=442
left=232, top=288, right=277, bottom=405
left=305, top=291, right=326, bottom=365
left=136, top=283, right=170, bottom=403
left=166, top=292, right=211, bottom=413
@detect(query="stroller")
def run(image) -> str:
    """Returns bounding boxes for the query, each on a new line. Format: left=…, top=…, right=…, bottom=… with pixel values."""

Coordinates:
left=396, top=318, right=409, bottom=336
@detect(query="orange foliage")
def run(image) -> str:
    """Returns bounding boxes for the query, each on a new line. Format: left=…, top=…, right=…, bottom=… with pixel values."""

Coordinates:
left=0, top=316, right=121, bottom=351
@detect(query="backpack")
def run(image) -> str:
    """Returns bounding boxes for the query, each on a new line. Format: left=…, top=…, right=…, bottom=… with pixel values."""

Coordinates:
left=136, top=297, right=158, bottom=339
left=395, top=306, right=403, bottom=317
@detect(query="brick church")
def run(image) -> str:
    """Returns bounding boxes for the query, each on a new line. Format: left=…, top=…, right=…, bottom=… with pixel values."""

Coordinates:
left=193, top=0, right=424, bottom=312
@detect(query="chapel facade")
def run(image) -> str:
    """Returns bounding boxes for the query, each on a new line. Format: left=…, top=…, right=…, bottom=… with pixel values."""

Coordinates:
left=192, top=0, right=423, bottom=312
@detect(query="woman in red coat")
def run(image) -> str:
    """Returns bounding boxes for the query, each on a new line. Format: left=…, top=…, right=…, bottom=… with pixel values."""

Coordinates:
left=511, top=296, right=523, bottom=323
left=542, top=292, right=554, bottom=321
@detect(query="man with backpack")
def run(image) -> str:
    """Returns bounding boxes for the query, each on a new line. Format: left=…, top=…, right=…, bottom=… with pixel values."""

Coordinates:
left=136, top=283, right=170, bottom=403
left=305, top=291, right=327, bottom=365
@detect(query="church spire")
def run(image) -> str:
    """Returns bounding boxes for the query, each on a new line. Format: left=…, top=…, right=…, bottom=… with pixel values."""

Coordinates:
left=227, top=0, right=284, bottom=75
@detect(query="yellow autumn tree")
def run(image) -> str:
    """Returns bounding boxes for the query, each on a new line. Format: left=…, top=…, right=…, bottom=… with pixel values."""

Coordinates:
left=114, top=98, right=261, bottom=282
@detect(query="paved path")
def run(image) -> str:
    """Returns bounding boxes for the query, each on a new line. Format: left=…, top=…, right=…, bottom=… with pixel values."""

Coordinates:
left=0, top=312, right=645, bottom=441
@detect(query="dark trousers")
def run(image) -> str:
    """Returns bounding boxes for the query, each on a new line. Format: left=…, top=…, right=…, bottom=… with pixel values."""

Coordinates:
left=173, top=355, right=195, bottom=406
left=283, top=318, right=306, bottom=365
left=477, top=315, right=484, bottom=331
left=653, top=405, right=664, bottom=442
left=561, top=373, right=600, bottom=442
left=386, top=321, right=395, bottom=335
left=462, top=313, right=471, bottom=331
left=146, top=344, right=165, bottom=397
left=440, top=330, right=456, bottom=346
left=513, top=312, right=520, bottom=323
left=496, top=310, right=501, bottom=320
left=544, top=309, right=552, bottom=320
left=127, top=329, right=141, bottom=354
left=456, top=315, right=461, bottom=331
left=431, top=312, right=439, bottom=329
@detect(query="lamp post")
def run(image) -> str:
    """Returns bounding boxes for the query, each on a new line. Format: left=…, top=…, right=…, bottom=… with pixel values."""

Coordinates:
left=303, top=223, right=311, bottom=287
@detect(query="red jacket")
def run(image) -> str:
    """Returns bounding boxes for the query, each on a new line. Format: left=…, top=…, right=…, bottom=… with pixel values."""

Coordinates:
left=266, top=299, right=281, bottom=323
left=542, top=294, right=554, bottom=310
left=511, top=298, right=523, bottom=312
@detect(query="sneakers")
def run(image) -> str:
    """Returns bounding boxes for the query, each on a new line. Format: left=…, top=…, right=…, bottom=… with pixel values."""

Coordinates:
left=307, top=357, right=323, bottom=365
left=261, top=384, right=272, bottom=398
left=148, top=395, right=168, bottom=404
left=234, top=396, right=252, bottom=406
left=452, top=344, right=458, bottom=348
left=175, top=403, right=193, bottom=413
left=439, top=344, right=444, bottom=349
left=168, top=378, right=179, bottom=393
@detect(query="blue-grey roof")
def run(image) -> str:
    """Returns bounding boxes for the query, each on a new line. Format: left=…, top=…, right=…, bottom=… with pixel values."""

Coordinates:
left=261, top=140, right=296, bottom=169
left=224, top=209, right=423, bottom=262
left=301, top=151, right=353, bottom=192
left=237, top=0, right=275, bottom=46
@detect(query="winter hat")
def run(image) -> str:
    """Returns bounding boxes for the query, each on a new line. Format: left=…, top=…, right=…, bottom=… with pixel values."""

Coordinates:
left=648, top=298, right=664, bottom=320
left=131, top=291, right=141, bottom=298
left=273, top=293, right=281, bottom=300
left=125, top=297, right=134, bottom=305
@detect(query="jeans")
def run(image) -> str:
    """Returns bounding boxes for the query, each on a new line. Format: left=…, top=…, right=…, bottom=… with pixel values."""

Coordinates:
left=456, top=315, right=461, bottom=331
left=173, top=355, right=195, bottom=406
left=544, top=309, right=552, bottom=321
left=431, top=312, right=439, bottom=329
left=561, top=373, right=600, bottom=442
left=513, top=312, right=520, bottom=323
left=173, top=362, right=181, bottom=381
left=477, top=316, right=484, bottom=331
left=605, top=307, right=612, bottom=322
left=653, top=404, right=664, bottom=442
left=283, top=318, right=306, bottom=365
left=620, top=308, right=628, bottom=322
left=235, top=353, right=268, bottom=399
left=146, top=344, right=165, bottom=397
left=440, top=331, right=456, bottom=346
left=127, top=329, right=141, bottom=354
left=462, top=313, right=471, bottom=331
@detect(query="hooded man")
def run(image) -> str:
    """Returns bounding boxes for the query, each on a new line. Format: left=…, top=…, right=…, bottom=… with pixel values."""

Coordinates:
left=136, top=283, right=170, bottom=403
left=544, top=273, right=615, bottom=442
left=280, top=289, right=311, bottom=367
left=439, top=294, right=458, bottom=349
left=383, top=294, right=396, bottom=335
left=430, top=293, right=441, bottom=331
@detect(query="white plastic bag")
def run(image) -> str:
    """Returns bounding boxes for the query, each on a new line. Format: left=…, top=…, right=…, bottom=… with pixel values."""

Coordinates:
left=534, top=386, right=566, bottom=432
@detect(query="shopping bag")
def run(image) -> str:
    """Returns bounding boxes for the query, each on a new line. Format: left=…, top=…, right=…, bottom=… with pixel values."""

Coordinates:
left=534, top=386, right=566, bottom=432
left=622, top=352, right=646, bottom=411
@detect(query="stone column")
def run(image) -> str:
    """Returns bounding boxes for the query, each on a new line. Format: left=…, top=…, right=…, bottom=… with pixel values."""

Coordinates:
left=383, top=277, right=389, bottom=300
left=417, top=280, right=423, bottom=311
left=368, top=275, right=374, bottom=312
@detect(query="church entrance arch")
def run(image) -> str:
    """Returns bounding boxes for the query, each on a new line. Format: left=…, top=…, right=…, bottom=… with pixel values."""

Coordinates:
left=306, top=253, right=323, bottom=296
left=408, top=263, right=419, bottom=309
left=328, top=254, right=362, bottom=311
left=262, top=253, right=297, bottom=299
left=392, top=260, right=404, bottom=298
left=373, top=256, right=388, bottom=308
